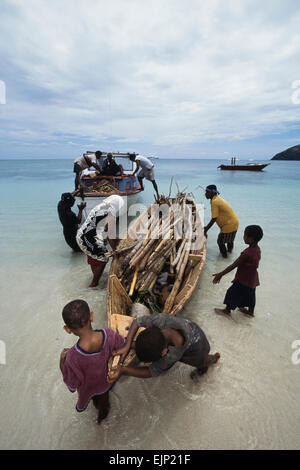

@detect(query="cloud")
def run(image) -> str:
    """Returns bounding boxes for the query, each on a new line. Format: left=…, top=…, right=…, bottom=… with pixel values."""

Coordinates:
left=0, top=0, right=300, bottom=158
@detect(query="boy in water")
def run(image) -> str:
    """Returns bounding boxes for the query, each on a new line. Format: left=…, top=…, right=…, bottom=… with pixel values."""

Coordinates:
left=212, top=225, right=263, bottom=317
left=59, top=299, right=124, bottom=423
left=107, top=313, right=220, bottom=383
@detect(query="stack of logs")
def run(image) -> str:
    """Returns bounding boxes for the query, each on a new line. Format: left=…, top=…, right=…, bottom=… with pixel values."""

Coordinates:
left=89, top=179, right=122, bottom=194
left=114, top=193, right=200, bottom=314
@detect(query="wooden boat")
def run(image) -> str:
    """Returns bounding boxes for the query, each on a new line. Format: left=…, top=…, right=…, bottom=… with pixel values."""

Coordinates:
left=218, top=163, right=270, bottom=171
left=75, top=151, right=143, bottom=213
left=106, top=193, right=206, bottom=367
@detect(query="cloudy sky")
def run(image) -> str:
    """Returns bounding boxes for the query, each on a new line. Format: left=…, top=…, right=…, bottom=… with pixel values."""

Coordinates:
left=0, top=0, right=300, bottom=159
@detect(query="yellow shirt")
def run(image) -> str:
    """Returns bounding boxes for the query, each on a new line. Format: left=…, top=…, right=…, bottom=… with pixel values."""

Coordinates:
left=210, top=196, right=239, bottom=233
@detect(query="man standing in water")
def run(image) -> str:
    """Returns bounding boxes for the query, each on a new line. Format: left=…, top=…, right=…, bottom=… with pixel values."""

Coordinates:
left=57, top=192, right=86, bottom=252
left=129, top=153, right=159, bottom=199
left=204, top=185, right=239, bottom=258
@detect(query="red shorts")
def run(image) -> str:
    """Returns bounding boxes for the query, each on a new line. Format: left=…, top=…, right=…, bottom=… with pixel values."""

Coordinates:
left=87, top=255, right=106, bottom=267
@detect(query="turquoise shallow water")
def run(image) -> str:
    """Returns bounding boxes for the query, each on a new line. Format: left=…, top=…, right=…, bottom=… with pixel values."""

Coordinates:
left=0, top=157, right=300, bottom=450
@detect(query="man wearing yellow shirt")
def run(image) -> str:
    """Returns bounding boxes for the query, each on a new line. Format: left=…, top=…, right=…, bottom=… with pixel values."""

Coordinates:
left=204, top=185, right=239, bottom=258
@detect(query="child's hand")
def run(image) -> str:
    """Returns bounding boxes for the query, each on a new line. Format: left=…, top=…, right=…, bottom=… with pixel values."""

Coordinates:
left=112, top=346, right=130, bottom=364
left=212, top=273, right=222, bottom=284
left=107, top=365, right=122, bottom=384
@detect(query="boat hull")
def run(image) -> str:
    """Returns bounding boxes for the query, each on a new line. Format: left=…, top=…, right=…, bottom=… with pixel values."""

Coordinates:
left=218, top=164, right=269, bottom=171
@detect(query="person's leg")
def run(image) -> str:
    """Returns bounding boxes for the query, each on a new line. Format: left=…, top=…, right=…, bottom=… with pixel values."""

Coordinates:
left=138, top=176, right=144, bottom=191
left=89, top=261, right=106, bottom=287
left=217, top=232, right=227, bottom=258
left=92, top=391, right=110, bottom=424
left=151, top=180, right=159, bottom=199
left=190, top=352, right=221, bottom=378
left=227, top=242, right=234, bottom=253
left=214, top=306, right=231, bottom=316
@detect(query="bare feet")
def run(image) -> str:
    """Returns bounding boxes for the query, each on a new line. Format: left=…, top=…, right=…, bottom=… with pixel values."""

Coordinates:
left=214, top=308, right=231, bottom=317
left=190, top=353, right=221, bottom=382
left=89, top=281, right=99, bottom=288
left=238, top=307, right=254, bottom=317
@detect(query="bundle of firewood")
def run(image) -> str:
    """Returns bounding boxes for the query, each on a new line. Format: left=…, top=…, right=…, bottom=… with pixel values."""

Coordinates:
left=110, top=193, right=200, bottom=313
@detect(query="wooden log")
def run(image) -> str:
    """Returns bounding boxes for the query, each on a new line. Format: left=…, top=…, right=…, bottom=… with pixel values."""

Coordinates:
left=129, top=268, right=138, bottom=297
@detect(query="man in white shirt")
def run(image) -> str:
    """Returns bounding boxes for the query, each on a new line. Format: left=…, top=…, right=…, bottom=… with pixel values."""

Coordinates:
left=73, top=153, right=101, bottom=190
left=129, top=153, right=159, bottom=198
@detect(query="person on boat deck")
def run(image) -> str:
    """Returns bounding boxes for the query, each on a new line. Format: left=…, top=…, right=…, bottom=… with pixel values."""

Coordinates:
left=129, top=153, right=159, bottom=199
left=101, top=153, right=123, bottom=176
left=95, top=150, right=105, bottom=171
left=73, top=154, right=101, bottom=190
left=107, top=313, right=220, bottom=384
left=57, top=192, right=86, bottom=252
left=204, top=185, right=239, bottom=258
left=76, top=195, right=125, bottom=287
left=212, top=225, right=263, bottom=317
left=60, top=299, right=125, bottom=424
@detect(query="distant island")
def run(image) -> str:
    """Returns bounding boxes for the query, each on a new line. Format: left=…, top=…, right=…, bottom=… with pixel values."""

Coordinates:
left=272, top=144, right=300, bottom=160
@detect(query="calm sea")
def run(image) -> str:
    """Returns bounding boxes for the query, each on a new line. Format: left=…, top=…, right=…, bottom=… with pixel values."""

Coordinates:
left=0, top=158, right=300, bottom=450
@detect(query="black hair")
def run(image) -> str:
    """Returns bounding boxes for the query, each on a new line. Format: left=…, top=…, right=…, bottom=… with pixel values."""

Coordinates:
left=62, top=299, right=90, bottom=330
left=95, top=150, right=102, bottom=157
left=135, top=326, right=166, bottom=362
left=60, top=193, right=75, bottom=206
left=245, top=225, right=263, bottom=242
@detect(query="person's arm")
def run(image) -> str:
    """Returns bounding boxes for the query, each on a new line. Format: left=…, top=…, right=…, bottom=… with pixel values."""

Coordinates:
left=204, top=218, right=216, bottom=236
left=133, top=160, right=140, bottom=175
left=59, top=348, right=69, bottom=374
left=77, top=202, right=86, bottom=224
left=107, top=363, right=151, bottom=384
left=212, top=253, right=250, bottom=283
left=111, top=318, right=139, bottom=363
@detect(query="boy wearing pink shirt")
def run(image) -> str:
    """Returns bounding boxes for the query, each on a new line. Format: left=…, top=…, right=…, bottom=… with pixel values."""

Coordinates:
left=59, top=299, right=124, bottom=423
left=212, top=225, right=263, bottom=317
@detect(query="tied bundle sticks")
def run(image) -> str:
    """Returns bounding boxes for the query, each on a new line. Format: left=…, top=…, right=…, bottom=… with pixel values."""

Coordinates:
left=116, top=194, right=198, bottom=305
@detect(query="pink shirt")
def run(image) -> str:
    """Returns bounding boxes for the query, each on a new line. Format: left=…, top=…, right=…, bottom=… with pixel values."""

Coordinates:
left=63, top=328, right=124, bottom=411
left=234, top=246, right=261, bottom=289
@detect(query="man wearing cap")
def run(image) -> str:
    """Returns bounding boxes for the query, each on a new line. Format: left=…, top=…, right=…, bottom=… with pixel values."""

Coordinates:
left=204, top=185, right=239, bottom=258
left=57, top=192, right=86, bottom=252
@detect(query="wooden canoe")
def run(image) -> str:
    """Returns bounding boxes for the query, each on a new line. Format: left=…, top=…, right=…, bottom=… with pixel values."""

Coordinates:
left=106, top=193, right=206, bottom=367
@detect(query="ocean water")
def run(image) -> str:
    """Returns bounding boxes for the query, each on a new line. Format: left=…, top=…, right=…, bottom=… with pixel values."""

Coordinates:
left=0, top=158, right=300, bottom=450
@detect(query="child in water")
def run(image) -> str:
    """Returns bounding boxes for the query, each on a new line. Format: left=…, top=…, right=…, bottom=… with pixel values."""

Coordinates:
left=59, top=299, right=124, bottom=423
left=107, top=313, right=220, bottom=383
left=212, top=225, right=263, bottom=317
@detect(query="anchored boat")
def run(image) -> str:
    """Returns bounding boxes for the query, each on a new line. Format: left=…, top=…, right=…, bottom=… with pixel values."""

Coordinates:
left=218, top=158, right=270, bottom=171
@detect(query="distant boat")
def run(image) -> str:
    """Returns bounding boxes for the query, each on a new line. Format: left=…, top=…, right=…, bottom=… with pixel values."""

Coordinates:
left=218, top=157, right=270, bottom=171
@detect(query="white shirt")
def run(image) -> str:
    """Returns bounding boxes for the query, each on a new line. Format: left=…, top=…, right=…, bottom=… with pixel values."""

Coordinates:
left=136, top=155, right=154, bottom=170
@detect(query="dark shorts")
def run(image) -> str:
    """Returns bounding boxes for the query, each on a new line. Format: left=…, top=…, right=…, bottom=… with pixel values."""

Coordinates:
left=180, top=325, right=210, bottom=371
left=218, top=231, right=237, bottom=245
left=224, top=281, right=256, bottom=310
left=73, top=162, right=82, bottom=173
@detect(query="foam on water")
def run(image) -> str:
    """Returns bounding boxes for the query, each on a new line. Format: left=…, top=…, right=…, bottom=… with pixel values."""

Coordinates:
left=0, top=158, right=300, bottom=449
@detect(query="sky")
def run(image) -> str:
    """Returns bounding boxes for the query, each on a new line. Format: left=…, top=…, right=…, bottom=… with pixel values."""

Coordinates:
left=0, top=0, right=300, bottom=160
